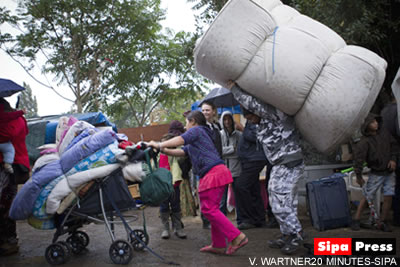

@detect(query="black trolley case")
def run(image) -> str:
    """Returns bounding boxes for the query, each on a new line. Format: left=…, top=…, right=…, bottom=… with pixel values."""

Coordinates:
left=306, top=174, right=352, bottom=231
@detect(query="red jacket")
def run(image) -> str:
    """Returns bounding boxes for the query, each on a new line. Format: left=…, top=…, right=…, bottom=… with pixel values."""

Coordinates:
left=0, top=115, right=30, bottom=170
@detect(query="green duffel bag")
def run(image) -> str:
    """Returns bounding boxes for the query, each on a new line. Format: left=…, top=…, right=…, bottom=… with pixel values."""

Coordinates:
left=139, top=148, right=174, bottom=206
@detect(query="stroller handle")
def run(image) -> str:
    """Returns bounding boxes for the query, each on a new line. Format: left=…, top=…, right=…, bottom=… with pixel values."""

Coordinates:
left=143, top=146, right=160, bottom=173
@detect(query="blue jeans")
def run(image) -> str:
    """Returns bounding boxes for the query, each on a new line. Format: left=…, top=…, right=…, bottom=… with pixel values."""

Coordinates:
left=393, top=166, right=400, bottom=225
left=0, top=142, right=15, bottom=164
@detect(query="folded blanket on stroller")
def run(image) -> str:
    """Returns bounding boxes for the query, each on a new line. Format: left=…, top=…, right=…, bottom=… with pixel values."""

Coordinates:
left=32, top=175, right=65, bottom=219
left=27, top=215, right=55, bottom=230
left=30, top=142, right=123, bottom=220
left=58, top=120, right=94, bottom=155
left=10, top=160, right=64, bottom=220
left=10, top=131, right=119, bottom=220
left=28, top=182, right=95, bottom=230
left=56, top=181, right=94, bottom=215
left=60, top=129, right=117, bottom=173
left=32, top=153, right=60, bottom=173
left=46, top=163, right=120, bottom=214
left=64, top=127, right=98, bottom=152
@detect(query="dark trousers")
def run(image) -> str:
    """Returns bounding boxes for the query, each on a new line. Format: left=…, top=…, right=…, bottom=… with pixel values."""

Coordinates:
left=0, top=168, right=17, bottom=244
left=235, top=161, right=267, bottom=225
left=219, top=185, right=228, bottom=215
left=393, top=167, right=400, bottom=225
left=219, top=177, right=241, bottom=218
left=160, top=185, right=181, bottom=213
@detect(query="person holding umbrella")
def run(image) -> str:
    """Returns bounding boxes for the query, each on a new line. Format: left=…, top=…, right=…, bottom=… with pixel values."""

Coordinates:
left=200, top=101, right=223, bottom=157
left=0, top=98, right=30, bottom=256
left=0, top=79, right=29, bottom=256
left=200, top=87, right=243, bottom=132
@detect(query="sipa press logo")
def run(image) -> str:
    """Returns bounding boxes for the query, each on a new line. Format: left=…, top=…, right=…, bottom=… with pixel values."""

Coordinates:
left=315, top=238, right=396, bottom=256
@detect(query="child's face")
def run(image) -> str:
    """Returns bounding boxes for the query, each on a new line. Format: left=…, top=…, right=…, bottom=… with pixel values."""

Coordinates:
left=245, top=114, right=261, bottom=125
left=185, top=119, right=196, bottom=130
left=223, top=116, right=233, bottom=129
left=368, top=119, right=379, bottom=132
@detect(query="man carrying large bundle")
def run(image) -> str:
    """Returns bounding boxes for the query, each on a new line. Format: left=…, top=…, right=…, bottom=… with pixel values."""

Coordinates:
left=227, top=81, right=304, bottom=255
left=194, top=0, right=386, bottom=155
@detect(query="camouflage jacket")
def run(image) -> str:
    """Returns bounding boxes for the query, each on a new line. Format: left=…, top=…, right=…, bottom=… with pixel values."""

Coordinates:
left=231, top=85, right=303, bottom=165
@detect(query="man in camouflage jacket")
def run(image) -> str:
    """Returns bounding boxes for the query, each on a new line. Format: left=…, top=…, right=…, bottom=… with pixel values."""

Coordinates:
left=228, top=81, right=304, bottom=255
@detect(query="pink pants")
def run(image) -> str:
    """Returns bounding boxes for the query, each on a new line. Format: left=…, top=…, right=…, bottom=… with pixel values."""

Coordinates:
left=199, top=185, right=241, bottom=248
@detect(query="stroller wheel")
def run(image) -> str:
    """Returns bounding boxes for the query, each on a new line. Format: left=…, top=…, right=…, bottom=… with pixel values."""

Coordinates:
left=45, top=243, right=68, bottom=265
left=73, top=231, right=89, bottom=247
left=109, top=239, right=134, bottom=265
left=130, top=229, right=149, bottom=251
left=67, top=235, right=85, bottom=255
left=57, top=241, right=72, bottom=260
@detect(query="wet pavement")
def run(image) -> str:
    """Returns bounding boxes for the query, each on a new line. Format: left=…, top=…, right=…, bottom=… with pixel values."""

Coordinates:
left=1, top=205, right=400, bottom=267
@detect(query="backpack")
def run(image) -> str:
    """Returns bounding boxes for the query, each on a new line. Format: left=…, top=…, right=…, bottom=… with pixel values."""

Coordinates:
left=139, top=148, right=174, bottom=206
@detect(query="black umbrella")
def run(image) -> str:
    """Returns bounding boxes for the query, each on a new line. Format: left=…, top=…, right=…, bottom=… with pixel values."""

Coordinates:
left=199, top=87, right=239, bottom=108
left=0, top=78, right=25, bottom=98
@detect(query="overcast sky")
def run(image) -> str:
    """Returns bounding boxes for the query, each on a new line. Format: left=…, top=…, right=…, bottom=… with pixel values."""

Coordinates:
left=0, top=0, right=197, bottom=116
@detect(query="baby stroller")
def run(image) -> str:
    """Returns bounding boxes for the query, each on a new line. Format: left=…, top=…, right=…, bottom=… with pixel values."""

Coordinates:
left=45, top=158, right=150, bottom=265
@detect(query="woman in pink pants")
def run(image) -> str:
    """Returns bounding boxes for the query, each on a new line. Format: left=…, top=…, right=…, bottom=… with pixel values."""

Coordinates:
left=148, top=110, right=247, bottom=255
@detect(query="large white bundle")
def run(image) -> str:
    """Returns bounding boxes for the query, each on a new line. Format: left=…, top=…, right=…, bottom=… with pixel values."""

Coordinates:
left=194, top=0, right=386, bottom=153
left=296, top=46, right=386, bottom=151
left=392, top=67, right=400, bottom=131
left=236, top=26, right=333, bottom=115
left=195, top=0, right=277, bottom=86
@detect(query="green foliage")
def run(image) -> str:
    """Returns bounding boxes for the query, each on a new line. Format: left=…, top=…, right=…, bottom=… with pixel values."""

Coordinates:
left=2, top=0, right=209, bottom=124
left=286, top=0, right=400, bottom=95
left=187, top=0, right=227, bottom=26
left=151, top=88, right=204, bottom=124
left=19, top=82, right=38, bottom=118
left=103, top=30, right=207, bottom=127
left=1, top=0, right=168, bottom=112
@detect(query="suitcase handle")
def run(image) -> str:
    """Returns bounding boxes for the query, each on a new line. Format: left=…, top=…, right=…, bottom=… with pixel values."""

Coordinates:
left=320, top=179, right=338, bottom=186
left=319, top=174, right=345, bottom=185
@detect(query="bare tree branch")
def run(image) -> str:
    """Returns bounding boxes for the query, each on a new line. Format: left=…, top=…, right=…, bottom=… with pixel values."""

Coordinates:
left=123, top=94, right=140, bottom=126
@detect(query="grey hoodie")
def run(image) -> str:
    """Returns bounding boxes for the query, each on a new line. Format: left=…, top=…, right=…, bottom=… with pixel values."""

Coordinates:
left=219, top=111, right=242, bottom=177
left=353, top=113, right=399, bottom=176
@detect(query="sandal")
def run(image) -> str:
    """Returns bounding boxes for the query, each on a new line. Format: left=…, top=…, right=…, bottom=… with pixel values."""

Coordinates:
left=226, top=237, right=248, bottom=255
left=200, top=245, right=226, bottom=255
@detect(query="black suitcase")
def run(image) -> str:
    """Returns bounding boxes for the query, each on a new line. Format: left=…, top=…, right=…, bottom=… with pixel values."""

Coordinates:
left=306, top=173, right=352, bottom=231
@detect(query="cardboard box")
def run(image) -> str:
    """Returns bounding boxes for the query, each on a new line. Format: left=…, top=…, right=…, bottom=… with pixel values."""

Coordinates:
left=128, top=184, right=140, bottom=199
